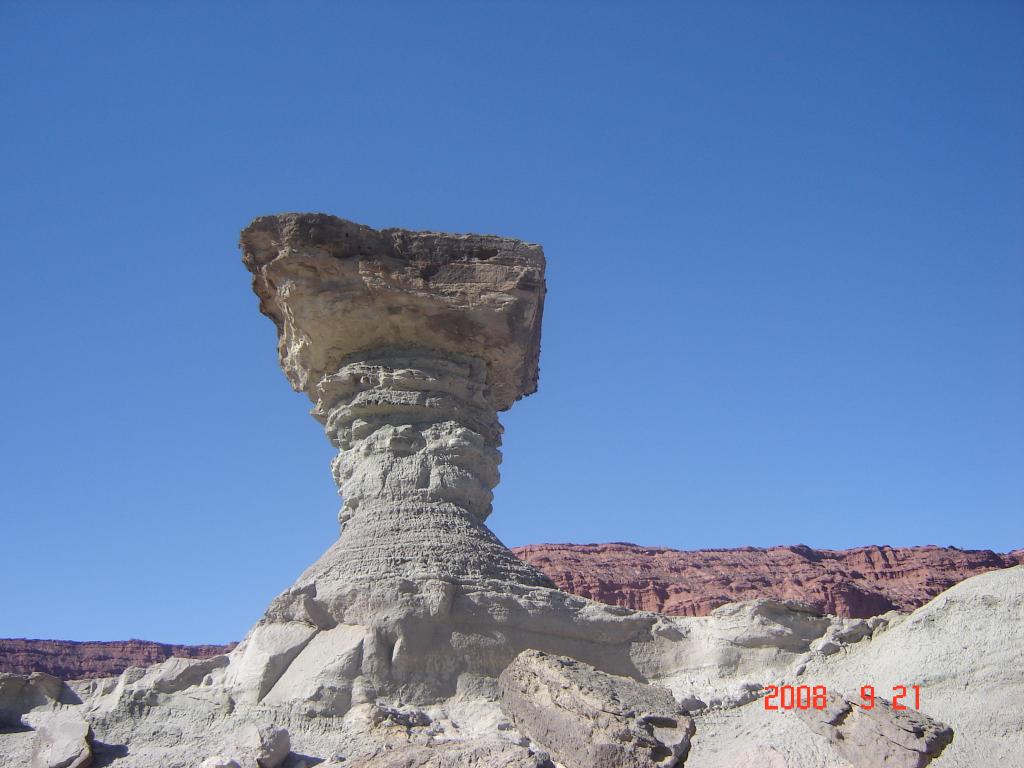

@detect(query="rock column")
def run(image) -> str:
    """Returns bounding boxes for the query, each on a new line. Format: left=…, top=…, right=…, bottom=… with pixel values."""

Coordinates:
left=314, top=347, right=548, bottom=585
left=240, top=212, right=551, bottom=588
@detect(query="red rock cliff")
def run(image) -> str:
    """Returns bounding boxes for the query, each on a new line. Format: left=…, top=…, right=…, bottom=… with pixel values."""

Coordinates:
left=511, top=543, right=1022, bottom=618
left=0, top=638, right=235, bottom=680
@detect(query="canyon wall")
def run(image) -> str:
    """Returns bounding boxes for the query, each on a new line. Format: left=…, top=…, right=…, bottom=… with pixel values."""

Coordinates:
left=0, top=638, right=235, bottom=680
left=513, top=543, right=1022, bottom=618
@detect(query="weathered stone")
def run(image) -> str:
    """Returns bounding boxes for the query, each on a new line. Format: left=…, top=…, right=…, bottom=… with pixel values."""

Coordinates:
left=230, top=215, right=634, bottom=709
left=135, top=654, right=229, bottom=694
left=0, top=672, right=69, bottom=725
left=239, top=214, right=554, bottom=594
left=498, top=650, right=694, bottom=768
left=348, top=738, right=552, bottom=768
left=796, top=692, right=952, bottom=768
left=231, top=724, right=290, bottom=768
left=201, top=757, right=240, bottom=768
left=240, top=212, right=545, bottom=413
left=30, top=712, right=92, bottom=768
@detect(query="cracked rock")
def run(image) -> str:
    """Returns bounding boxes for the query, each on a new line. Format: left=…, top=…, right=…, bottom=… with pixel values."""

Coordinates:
left=498, top=650, right=694, bottom=768
left=796, top=692, right=953, bottom=768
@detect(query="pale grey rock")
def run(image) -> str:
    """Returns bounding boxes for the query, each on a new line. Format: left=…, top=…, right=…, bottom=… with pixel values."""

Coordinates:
left=809, top=617, right=873, bottom=657
left=226, top=622, right=319, bottom=704
left=0, top=729, right=36, bottom=767
left=231, top=724, right=290, bottom=768
left=229, top=214, right=665, bottom=712
left=30, top=712, right=92, bottom=768
left=634, top=599, right=839, bottom=710
left=498, top=650, right=694, bottom=768
left=683, top=704, right=851, bottom=768
left=1, top=672, right=72, bottom=725
left=347, top=737, right=553, bottom=767
left=796, top=692, right=952, bottom=768
left=136, top=655, right=229, bottom=694
left=201, top=757, right=241, bottom=768
left=708, top=600, right=831, bottom=652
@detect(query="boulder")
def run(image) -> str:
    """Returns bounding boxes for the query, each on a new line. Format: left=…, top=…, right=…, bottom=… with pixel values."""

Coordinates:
left=498, top=650, right=693, bottom=768
left=30, top=712, right=92, bottom=768
left=201, top=757, right=241, bottom=768
left=796, top=692, right=952, bottom=768
left=1, top=672, right=69, bottom=725
left=232, top=724, right=291, bottom=768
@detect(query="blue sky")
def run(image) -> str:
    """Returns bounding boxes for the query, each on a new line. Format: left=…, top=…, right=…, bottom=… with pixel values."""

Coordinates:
left=1, top=2, right=1021, bottom=644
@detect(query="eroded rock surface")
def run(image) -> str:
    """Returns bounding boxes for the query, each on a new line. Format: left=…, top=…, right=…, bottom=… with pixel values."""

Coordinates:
left=30, top=712, right=92, bottom=768
left=796, top=693, right=952, bottom=768
left=499, top=650, right=694, bottom=768
left=0, top=672, right=77, bottom=725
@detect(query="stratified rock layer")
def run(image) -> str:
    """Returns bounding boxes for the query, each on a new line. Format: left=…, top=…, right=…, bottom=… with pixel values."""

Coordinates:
left=513, top=543, right=1022, bottom=618
left=0, top=640, right=235, bottom=681
left=240, top=212, right=545, bottom=412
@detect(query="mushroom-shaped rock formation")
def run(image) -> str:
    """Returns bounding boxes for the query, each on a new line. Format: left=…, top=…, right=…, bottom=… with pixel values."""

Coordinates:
left=17, top=214, right=973, bottom=768
left=240, top=213, right=551, bottom=590
left=230, top=214, right=652, bottom=710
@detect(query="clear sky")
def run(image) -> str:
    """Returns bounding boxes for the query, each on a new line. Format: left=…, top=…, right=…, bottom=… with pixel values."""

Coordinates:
left=1, top=2, right=1021, bottom=644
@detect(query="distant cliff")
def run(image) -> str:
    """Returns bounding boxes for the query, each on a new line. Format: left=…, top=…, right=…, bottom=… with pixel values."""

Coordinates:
left=0, top=638, right=235, bottom=680
left=512, top=543, right=1022, bottom=618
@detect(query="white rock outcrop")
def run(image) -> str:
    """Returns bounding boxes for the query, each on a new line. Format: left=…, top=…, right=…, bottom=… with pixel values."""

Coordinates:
left=795, top=693, right=952, bottom=768
left=30, top=712, right=92, bottom=768
left=499, top=650, right=694, bottom=768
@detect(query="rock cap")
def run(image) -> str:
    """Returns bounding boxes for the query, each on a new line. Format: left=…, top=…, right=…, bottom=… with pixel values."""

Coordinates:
left=240, top=213, right=546, bottom=411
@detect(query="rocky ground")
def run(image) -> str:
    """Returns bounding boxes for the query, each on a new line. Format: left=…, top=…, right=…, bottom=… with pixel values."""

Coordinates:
left=3, top=565, right=1020, bottom=768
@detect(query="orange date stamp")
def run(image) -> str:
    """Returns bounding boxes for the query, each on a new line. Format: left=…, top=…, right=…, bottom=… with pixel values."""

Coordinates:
left=762, top=684, right=922, bottom=711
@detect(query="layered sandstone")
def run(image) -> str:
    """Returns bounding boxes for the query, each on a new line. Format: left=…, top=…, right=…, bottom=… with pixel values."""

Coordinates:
left=0, top=639, right=235, bottom=681
left=514, top=543, right=1022, bottom=618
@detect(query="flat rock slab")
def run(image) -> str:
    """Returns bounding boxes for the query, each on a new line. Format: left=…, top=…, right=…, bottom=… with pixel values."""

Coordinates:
left=240, top=213, right=546, bottom=412
left=796, top=693, right=952, bottom=768
left=498, top=650, right=694, bottom=768
left=30, top=712, right=92, bottom=768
